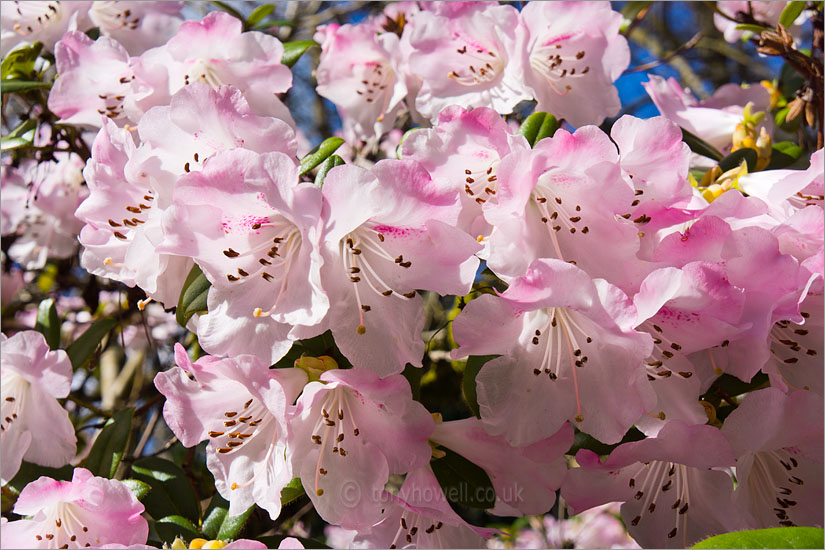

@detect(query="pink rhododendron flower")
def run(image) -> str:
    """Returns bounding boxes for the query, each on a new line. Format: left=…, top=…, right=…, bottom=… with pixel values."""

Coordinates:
left=1, top=154, right=87, bottom=270
left=721, top=387, right=823, bottom=529
left=399, top=105, right=530, bottom=237
left=563, top=421, right=748, bottom=549
left=159, top=147, right=325, bottom=364
left=318, top=161, right=481, bottom=376
left=740, top=148, right=824, bottom=219
left=155, top=344, right=307, bottom=519
left=2, top=468, right=148, bottom=549
left=351, top=467, right=496, bottom=549
left=430, top=417, right=573, bottom=516
left=315, top=23, right=408, bottom=142
left=643, top=75, right=771, bottom=151
left=0, top=1, right=91, bottom=57
left=88, top=1, right=183, bottom=55
left=520, top=1, right=629, bottom=127
left=714, top=2, right=792, bottom=42
left=406, top=3, right=530, bottom=121
left=453, top=259, right=654, bottom=445
left=1, top=331, right=76, bottom=484
left=289, top=368, right=433, bottom=530
left=133, top=11, right=293, bottom=123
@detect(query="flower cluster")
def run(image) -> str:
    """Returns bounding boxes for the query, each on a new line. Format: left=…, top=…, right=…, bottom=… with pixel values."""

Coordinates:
left=1, top=1, right=823, bottom=549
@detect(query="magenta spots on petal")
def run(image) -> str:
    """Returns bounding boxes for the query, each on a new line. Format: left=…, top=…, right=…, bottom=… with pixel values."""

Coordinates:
left=371, top=225, right=424, bottom=239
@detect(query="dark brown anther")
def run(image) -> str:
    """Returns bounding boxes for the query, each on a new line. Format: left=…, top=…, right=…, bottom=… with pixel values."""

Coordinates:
left=668, top=528, right=677, bottom=539
left=631, top=515, right=641, bottom=526
left=227, top=274, right=239, bottom=282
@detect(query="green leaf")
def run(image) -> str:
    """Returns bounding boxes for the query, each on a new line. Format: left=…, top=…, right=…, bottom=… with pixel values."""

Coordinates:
left=282, top=40, right=317, bottom=68
left=201, top=494, right=230, bottom=540
left=431, top=448, right=496, bottom=509
left=250, top=19, right=296, bottom=31
left=1, top=42, right=43, bottom=80
left=280, top=477, right=305, bottom=506
left=154, top=515, right=201, bottom=542
left=518, top=112, right=559, bottom=147
left=131, top=456, right=201, bottom=524
left=1, top=118, right=37, bottom=151
left=246, top=3, right=274, bottom=27
left=0, top=79, right=50, bottom=94
left=681, top=127, right=724, bottom=161
left=272, top=329, right=353, bottom=370
left=766, top=141, right=804, bottom=170
left=299, top=137, right=345, bottom=176
left=719, top=148, right=759, bottom=173
left=402, top=363, right=422, bottom=401
left=462, top=355, right=498, bottom=418
left=122, top=478, right=152, bottom=501
left=83, top=407, right=133, bottom=478
left=216, top=505, right=255, bottom=540
left=176, top=264, right=210, bottom=328
left=566, top=426, right=645, bottom=456
left=314, top=154, right=345, bottom=187
left=779, top=1, right=807, bottom=29
left=691, top=527, right=824, bottom=549
left=66, top=317, right=117, bottom=369
left=258, top=536, right=331, bottom=549
left=35, top=298, right=60, bottom=350
left=734, top=23, right=771, bottom=33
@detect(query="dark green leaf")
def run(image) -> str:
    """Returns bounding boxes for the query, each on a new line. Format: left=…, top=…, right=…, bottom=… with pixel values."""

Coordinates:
left=0, top=79, right=50, bottom=93
left=766, top=141, right=804, bottom=170
left=402, top=363, right=422, bottom=401
left=176, top=264, right=210, bottom=328
left=1, top=42, right=43, bottom=80
left=779, top=1, right=807, bottom=29
left=314, top=154, right=345, bottom=187
left=216, top=505, right=255, bottom=540
left=131, top=456, right=200, bottom=523
left=280, top=477, right=305, bottom=506
left=431, top=448, right=496, bottom=509
left=566, top=426, right=645, bottom=456
left=518, top=112, right=559, bottom=147
left=691, top=527, right=824, bottom=549
left=201, top=494, right=230, bottom=540
left=35, top=298, right=60, bottom=350
left=83, top=407, right=133, bottom=478
left=681, top=127, right=724, bottom=161
left=272, top=330, right=353, bottom=370
left=122, top=479, right=152, bottom=501
left=299, top=137, right=345, bottom=176
left=6, top=461, right=73, bottom=496
left=282, top=40, right=317, bottom=68
left=775, top=105, right=801, bottom=132
left=1, top=118, right=37, bottom=152
left=154, top=515, right=201, bottom=542
left=66, top=317, right=117, bottom=370
left=734, top=23, right=771, bottom=33
left=719, top=148, right=759, bottom=173
left=258, top=536, right=331, bottom=549
left=246, top=4, right=275, bottom=27
left=462, top=355, right=498, bottom=418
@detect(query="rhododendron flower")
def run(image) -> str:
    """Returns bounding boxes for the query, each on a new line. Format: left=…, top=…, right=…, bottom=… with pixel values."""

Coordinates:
left=484, top=126, right=644, bottom=290
left=643, top=75, right=771, bottom=152
left=399, top=105, right=529, bottom=237
left=563, top=421, right=748, bottom=549
left=315, top=23, right=408, bottom=142
left=1, top=331, right=76, bottom=484
left=520, top=1, right=629, bottom=127
left=0, top=1, right=90, bottom=57
left=740, top=148, right=824, bottom=219
left=133, top=11, right=293, bottom=123
left=318, top=161, right=481, bottom=376
left=406, top=3, right=530, bottom=121
left=2, top=468, right=148, bottom=549
left=713, top=2, right=796, bottom=43
left=721, top=388, right=823, bottom=529
left=430, top=417, right=573, bottom=516
left=289, top=368, right=433, bottom=530
left=1, top=153, right=87, bottom=270
left=453, top=259, right=654, bottom=445
left=351, top=467, right=496, bottom=549
left=159, top=147, right=325, bottom=363
left=88, top=1, right=183, bottom=55
left=155, top=344, right=307, bottom=519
